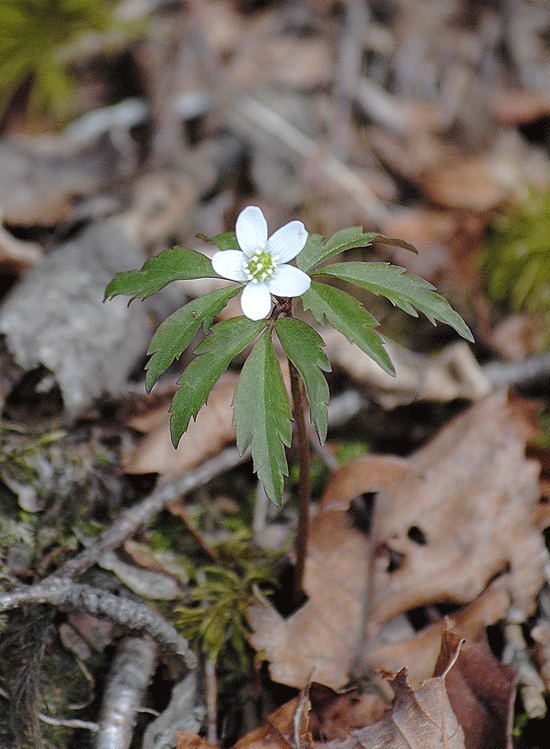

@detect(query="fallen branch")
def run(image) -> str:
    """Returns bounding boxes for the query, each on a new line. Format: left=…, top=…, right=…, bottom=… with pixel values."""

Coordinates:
left=0, top=578, right=196, bottom=669
left=96, top=636, right=158, bottom=749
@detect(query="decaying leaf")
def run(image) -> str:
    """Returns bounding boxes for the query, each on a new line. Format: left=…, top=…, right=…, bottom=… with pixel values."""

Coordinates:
left=248, top=454, right=411, bottom=689
left=354, top=666, right=465, bottom=749
left=368, top=389, right=543, bottom=628
left=434, top=630, right=517, bottom=749
left=322, top=328, right=490, bottom=408
left=179, top=638, right=468, bottom=749
left=0, top=172, right=199, bottom=418
left=363, top=581, right=510, bottom=687
left=249, top=390, right=544, bottom=690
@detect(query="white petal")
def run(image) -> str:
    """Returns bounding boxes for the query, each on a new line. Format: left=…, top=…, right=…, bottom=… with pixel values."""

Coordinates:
left=240, top=282, right=272, bottom=320
left=236, top=206, right=268, bottom=257
left=266, top=264, right=311, bottom=297
left=267, top=221, right=308, bottom=263
left=212, top=250, right=247, bottom=282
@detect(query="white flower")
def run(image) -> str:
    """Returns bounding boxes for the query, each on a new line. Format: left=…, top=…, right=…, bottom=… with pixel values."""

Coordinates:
left=212, top=206, right=311, bottom=320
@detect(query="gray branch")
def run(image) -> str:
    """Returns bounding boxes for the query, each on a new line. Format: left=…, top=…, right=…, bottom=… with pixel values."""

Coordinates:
left=0, top=578, right=196, bottom=670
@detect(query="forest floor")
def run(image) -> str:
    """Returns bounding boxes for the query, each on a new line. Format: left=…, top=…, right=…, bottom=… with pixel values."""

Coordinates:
left=1, top=1, right=550, bottom=748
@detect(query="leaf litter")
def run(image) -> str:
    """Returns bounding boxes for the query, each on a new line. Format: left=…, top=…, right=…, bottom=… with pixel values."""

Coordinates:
left=1, top=0, right=550, bottom=747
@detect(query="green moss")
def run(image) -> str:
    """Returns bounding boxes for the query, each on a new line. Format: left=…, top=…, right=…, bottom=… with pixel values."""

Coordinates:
left=481, top=188, right=550, bottom=347
left=175, top=532, right=281, bottom=682
left=0, top=0, right=133, bottom=124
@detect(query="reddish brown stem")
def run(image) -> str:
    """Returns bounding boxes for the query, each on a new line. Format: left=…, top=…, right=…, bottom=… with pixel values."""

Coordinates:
left=289, top=358, right=311, bottom=609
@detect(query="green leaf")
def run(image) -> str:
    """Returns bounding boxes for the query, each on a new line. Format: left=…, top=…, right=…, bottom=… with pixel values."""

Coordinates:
left=211, top=231, right=239, bottom=250
left=315, top=262, right=474, bottom=342
left=297, top=227, right=380, bottom=272
left=233, top=331, right=292, bottom=505
left=170, top=317, right=265, bottom=446
left=105, top=246, right=219, bottom=301
left=297, top=227, right=419, bottom=273
left=275, top=318, right=331, bottom=444
left=145, top=285, right=242, bottom=392
left=302, top=281, right=395, bottom=375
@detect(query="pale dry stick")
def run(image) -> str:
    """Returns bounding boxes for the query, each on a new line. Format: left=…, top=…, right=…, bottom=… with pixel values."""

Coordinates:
left=95, top=636, right=158, bottom=749
left=38, top=713, right=99, bottom=732
left=51, top=446, right=246, bottom=582
left=205, top=655, right=218, bottom=745
left=231, top=95, right=392, bottom=227
left=482, top=350, right=550, bottom=390
left=183, top=0, right=392, bottom=225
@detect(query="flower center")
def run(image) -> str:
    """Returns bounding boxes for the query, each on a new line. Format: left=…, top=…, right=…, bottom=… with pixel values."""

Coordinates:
left=243, top=250, right=277, bottom=283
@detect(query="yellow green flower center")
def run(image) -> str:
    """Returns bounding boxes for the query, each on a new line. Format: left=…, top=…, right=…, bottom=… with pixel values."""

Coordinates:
left=244, top=250, right=277, bottom=283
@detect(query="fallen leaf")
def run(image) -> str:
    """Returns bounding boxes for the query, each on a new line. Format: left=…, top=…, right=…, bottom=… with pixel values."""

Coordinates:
left=354, top=665, right=465, bottom=749
left=362, top=581, right=510, bottom=687
left=434, top=629, right=517, bottom=749
left=322, top=329, right=491, bottom=408
left=369, top=389, right=543, bottom=628
left=249, top=390, right=543, bottom=690
left=177, top=729, right=217, bottom=749
left=249, top=454, right=411, bottom=689
left=124, top=373, right=239, bottom=479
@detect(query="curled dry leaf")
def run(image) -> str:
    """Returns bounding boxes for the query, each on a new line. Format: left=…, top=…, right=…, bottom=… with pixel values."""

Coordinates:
left=322, top=328, right=491, bottom=408
left=249, top=389, right=544, bottom=690
left=435, top=629, right=517, bottom=749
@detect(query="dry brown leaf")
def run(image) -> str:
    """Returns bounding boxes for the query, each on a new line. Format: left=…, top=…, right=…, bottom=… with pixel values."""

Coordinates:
left=177, top=729, right=217, bottom=749
left=369, top=389, right=542, bottom=628
left=180, top=652, right=463, bottom=749
left=418, top=133, right=550, bottom=211
left=229, top=696, right=303, bottom=749
left=321, top=328, right=491, bottom=408
left=434, top=630, right=517, bottom=749
left=249, top=390, right=543, bottom=690
left=419, top=157, right=508, bottom=212
left=362, top=582, right=510, bottom=687
left=354, top=666, right=465, bottom=749
left=124, top=373, right=239, bottom=479
left=249, top=454, right=411, bottom=689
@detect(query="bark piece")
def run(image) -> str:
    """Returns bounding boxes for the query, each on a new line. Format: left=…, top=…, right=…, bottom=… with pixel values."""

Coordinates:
left=0, top=217, right=150, bottom=417
left=0, top=171, right=198, bottom=418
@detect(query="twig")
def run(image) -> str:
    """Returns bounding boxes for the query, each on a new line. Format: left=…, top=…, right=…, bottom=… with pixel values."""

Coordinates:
left=289, top=361, right=311, bottom=610
left=0, top=578, right=196, bottom=669
left=38, top=713, right=98, bottom=731
left=503, top=610, right=546, bottom=719
left=482, top=350, right=550, bottom=389
left=95, top=636, right=158, bottom=749
left=205, top=654, right=218, bottom=745
left=52, top=447, right=246, bottom=581
left=142, top=672, right=202, bottom=749
left=168, top=497, right=221, bottom=563
left=331, top=0, right=371, bottom=156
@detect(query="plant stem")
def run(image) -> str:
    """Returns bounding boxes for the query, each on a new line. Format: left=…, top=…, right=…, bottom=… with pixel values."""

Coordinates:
left=289, top=358, right=311, bottom=609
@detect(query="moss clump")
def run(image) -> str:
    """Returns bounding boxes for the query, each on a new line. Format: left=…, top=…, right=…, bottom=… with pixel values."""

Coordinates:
left=0, top=0, right=130, bottom=124
left=482, top=189, right=550, bottom=346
